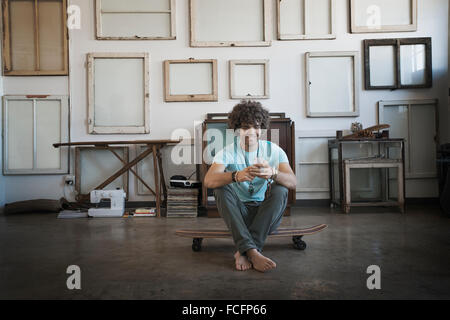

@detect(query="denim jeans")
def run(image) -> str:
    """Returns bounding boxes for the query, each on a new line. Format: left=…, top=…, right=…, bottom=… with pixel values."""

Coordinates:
left=214, top=183, right=289, bottom=254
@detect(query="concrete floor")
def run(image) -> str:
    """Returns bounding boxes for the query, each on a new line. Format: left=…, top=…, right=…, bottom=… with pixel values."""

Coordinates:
left=0, top=205, right=449, bottom=300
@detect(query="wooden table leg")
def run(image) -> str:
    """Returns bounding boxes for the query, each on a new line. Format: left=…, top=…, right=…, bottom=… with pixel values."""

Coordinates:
left=94, top=145, right=154, bottom=191
left=107, top=147, right=157, bottom=197
left=157, top=146, right=168, bottom=207
left=152, top=145, right=161, bottom=218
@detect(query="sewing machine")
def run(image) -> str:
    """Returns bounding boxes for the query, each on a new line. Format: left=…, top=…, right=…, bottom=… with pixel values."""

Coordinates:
left=88, top=189, right=126, bottom=218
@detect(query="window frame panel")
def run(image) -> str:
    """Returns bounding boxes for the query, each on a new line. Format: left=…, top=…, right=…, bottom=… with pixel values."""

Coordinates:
left=2, top=0, right=68, bottom=76
left=2, top=95, right=70, bottom=175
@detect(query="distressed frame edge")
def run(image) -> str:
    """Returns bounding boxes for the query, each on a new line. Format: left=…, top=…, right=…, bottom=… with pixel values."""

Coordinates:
left=87, top=52, right=150, bottom=134
left=277, top=0, right=337, bottom=41
left=378, top=98, right=439, bottom=179
left=305, top=51, right=360, bottom=118
left=2, top=0, right=69, bottom=76
left=189, top=0, right=272, bottom=47
left=2, top=95, right=70, bottom=175
left=164, top=59, right=218, bottom=102
left=229, top=59, right=270, bottom=100
left=95, top=0, right=177, bottom=40
left=350, top=0, right=418, bottom=34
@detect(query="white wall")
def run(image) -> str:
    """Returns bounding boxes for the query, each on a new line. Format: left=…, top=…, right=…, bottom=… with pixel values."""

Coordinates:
left=0, top=66, right=4, bottom=209
left=1, top=0, right=448, bottom=204
left=0, top=34, right=4, bottom=209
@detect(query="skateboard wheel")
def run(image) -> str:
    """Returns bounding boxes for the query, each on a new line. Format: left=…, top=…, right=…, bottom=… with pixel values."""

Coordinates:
left=192, top=238, right=203, bottom=252
left=292, top=236, right=306, bottom=250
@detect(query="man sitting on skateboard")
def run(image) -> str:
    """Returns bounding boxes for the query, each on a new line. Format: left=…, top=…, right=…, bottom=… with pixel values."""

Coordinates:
left=204, top=101, right=297, bottom=272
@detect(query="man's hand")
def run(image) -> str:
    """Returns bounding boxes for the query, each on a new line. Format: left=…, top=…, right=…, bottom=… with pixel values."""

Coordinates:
left=237, top=167, right=257, bottom=182
left=248, top=160, right=274, bottom=180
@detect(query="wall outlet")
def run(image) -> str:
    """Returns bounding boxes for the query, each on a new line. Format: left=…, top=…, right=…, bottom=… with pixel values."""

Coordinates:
left=65, top=175, right=75, bottom=186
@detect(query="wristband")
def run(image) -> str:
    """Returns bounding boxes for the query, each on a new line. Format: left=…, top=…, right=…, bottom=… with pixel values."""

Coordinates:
left=231, top=171, right=238, bottom=183
left=271, top=167, right=278, bottom=180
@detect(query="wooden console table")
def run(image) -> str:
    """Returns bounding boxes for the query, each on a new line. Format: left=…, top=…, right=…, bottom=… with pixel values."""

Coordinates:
left=53, top=140, right=180, bottom=217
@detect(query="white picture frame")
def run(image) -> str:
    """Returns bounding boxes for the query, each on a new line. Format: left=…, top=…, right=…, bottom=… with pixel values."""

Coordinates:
left=378, top=99, right=439, bottom=180
left=164, top=59, right=218, bottom=102
left=229, top=60, right=270, bottom=99
left=350, top=0, right=417, bottom=33
left=189, top=0, right=271, bottom=47
left=296, top=131, right=334, bottom=194
left=96, top=0, right=176, bottom=40
left=277, top=0, right=336, bottom=40
left=3, top=95, right=69, bottom=175
left=305, top=51, right=360, bottom=118
left=87, top=53, right=150, bottom=134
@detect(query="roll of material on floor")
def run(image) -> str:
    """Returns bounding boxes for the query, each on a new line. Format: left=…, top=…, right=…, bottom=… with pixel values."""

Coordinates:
left=4, top=199, right=63, bottom=215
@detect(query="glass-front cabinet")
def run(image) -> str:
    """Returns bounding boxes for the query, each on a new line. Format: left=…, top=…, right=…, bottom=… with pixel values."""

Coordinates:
left=328, top=139, right=405, bottom=213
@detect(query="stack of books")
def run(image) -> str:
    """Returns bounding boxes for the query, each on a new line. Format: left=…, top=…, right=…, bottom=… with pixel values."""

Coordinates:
left=166, top=188, right=199, bottom=218
left=133, top=208, right=156, bottom=217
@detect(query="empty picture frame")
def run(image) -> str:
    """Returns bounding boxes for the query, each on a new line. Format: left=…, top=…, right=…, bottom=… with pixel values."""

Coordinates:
left=364, top=38, right=432, bottom=90
left=2, top=0, right=68, bottom=75
left=190, top=0, right=271, bottom=47
left=96, top=0, right=176, bottom=40
left=277, top=0, right=336, bottom=40
left=229, top=60, right=269, bottom=99
left=164, top=59, right=218, bottom=102
left=296, top=131, right=334, bottom=193
left=305, top=51, right=360, bottom=117
left=75, top=147, right=129, bottom=197
left=378, top=99, right=439, bottom=179
left=87, top=53, right=150, bottom=134
left=3, top=95, right=69, bottom=175
left=350, top=0, right=417, bottom=33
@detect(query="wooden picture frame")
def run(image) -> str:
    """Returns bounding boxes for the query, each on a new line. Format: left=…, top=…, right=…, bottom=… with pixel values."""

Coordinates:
left=2, top=0, right=68, bottom=76
left=189, top=0, right=271, bottom=47
left=75, top=146, right=129, bottom=199
left=350, top=0, right=417, bottom=33
left=364, top=38, right=432, bottom=90
left=296, top=131, right=334, bottom=194
left=277, top=0, right=336, bottom=40
left=96, top=0, right=176, bottom=40
left=229, top=60, right=269, bottom=99
left=164, top=59, right=218, bottom=102
left=3, top=95, right=69, bottom=175
left=378, top=99, right=439, bottom=180
left=305, top=51, right=360, bottom=118
left=87, top=53, right=150, bottom=134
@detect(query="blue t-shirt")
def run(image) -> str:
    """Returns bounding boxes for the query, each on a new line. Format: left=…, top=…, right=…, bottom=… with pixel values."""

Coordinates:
left=213, top=139, right=289, bottom=202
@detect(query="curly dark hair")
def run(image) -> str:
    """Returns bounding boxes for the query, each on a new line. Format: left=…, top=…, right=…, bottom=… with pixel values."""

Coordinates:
left=228, top=100, right=270, bottom=130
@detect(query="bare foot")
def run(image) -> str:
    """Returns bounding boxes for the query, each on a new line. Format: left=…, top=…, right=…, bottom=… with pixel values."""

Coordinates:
left=234, top=251, right=252, bottom=271
left=246, top=249, right=276, bottom=272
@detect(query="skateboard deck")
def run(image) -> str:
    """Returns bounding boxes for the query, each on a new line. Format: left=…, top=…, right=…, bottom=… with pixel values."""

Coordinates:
left=175, top=224, right=327, bottom=252
left=342, top=124, right=390, bottom=139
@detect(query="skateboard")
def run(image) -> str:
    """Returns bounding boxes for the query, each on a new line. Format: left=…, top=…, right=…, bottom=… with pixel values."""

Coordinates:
left=175, top=224, right=327, bottom=252
left=342, top=124, right=390, bottom=139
